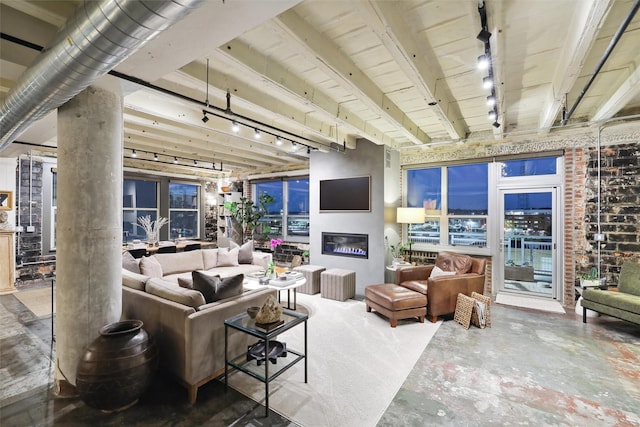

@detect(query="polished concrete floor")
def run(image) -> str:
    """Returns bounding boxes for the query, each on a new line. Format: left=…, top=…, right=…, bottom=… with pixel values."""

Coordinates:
left=1, top=281, right=639, bottom=426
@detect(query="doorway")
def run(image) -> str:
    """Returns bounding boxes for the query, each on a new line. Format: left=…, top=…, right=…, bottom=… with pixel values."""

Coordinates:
left=498, top=187, right=560, bottom=299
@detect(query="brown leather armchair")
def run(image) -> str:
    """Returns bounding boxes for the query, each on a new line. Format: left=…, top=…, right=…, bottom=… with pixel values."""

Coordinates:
left=395, top=252, right=487, bottom=323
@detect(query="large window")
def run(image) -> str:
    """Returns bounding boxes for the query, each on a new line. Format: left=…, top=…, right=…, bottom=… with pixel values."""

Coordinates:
left=255, top=178, right=309, bottom=241
left=123, top=179, right=158, bottom=242
left=169, top=182, right=199, bottom=239
left=406, top=163, right=488, bottom=248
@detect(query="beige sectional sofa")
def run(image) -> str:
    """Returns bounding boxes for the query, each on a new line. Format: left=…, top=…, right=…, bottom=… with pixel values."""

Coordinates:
left=121, top=248, right=276, bottom=404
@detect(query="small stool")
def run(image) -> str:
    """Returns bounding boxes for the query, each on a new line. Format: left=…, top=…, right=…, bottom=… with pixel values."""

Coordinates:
left=293, top=265, right=326, bottom=295
left=320, top=268, right=356, bottom=301
left=365, top=284, right=427, bottom=328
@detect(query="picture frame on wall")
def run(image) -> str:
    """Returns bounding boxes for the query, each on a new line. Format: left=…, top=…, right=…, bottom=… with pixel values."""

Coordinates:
left=0, top=191, right=12, bottom=210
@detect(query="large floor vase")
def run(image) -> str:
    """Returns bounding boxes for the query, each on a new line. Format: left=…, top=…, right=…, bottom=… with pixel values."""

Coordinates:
left=76, top=319, right=159, bottom=412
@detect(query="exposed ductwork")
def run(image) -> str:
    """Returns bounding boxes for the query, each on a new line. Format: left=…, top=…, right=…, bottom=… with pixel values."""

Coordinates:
left=0, top=0, right=205, bottom=150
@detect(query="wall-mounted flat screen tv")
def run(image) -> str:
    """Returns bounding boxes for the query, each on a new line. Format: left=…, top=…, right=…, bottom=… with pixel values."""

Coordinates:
left=319, top=176, right=370, bottom=212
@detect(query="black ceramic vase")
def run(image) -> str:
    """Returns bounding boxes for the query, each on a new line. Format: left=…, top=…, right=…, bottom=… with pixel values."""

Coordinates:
left=76, top=319, right=158, bottom=412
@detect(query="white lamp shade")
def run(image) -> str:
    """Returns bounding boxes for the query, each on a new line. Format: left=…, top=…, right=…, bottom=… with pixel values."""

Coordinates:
left=396, top=207, right=425, bottom=224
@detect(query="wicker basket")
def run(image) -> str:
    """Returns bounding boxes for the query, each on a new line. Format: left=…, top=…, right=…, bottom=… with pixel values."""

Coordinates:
left=470, top=292, right=492, bottom=328
left=453, top=293, right=475, bottom=329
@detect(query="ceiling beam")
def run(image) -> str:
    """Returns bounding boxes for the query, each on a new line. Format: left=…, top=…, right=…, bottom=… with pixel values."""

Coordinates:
left=538, top=0, right=614, bottom=130
left=213, top=40, right=394, bottom=146
left=355, top=0, right=467, bottom=141
left=271, top=9, right=430, bottom=145
left=592, top=59, right=640, bottom=121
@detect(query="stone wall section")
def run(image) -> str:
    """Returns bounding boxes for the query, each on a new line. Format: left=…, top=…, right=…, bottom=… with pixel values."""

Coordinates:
left=15, top=158, right=56, bottom=285
left=583, top=142, right=640, bottom=285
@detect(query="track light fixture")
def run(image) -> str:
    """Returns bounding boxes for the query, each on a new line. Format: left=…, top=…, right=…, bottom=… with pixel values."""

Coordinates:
left=492, top=121, right=501, bottom=128
left=275, top=136, right=283, bottom=145
left=486, top=95, right=495, bottom=107
left=127, top=149, right=223, bottom=172
left=482, top=76, right=493, bottom=89
left=488, top=110, right=497, bottom=121
left=201, top=111, right=209, bottom=123
left=254, top=128, right=261, bottom=139
left=477, top=28, right=491, bottom=43
left=231, top=121, right=240, bottom=133
left=477, top=54, right=488, bottom=70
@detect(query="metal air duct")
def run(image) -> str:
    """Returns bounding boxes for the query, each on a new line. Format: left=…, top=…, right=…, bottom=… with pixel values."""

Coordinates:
left=0, top=0, right=205, bottom=149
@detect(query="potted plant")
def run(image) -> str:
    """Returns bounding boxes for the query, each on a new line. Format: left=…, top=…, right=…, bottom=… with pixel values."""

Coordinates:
left=224, top=191, right=275, bottom=243
left=385, top=236, right=409, bottom=265
left=580, top=267, right=607, bottom=289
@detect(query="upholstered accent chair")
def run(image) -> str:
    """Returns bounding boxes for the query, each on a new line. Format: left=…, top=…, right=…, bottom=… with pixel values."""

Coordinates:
left=395, top=252, right=487, bottom=323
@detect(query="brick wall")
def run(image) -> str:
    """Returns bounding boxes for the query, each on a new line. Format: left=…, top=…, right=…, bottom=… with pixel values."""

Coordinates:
left=15, top=158, right=56, bottom=285
left=581, top=142, right=640, bottom=284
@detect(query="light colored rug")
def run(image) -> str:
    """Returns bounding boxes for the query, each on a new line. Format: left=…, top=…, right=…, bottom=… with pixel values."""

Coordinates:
left=227, top=293, right=441, bottom=427
left=14, top=288, right=56, bottom=317
left=496, top=292, right=565, bottom=313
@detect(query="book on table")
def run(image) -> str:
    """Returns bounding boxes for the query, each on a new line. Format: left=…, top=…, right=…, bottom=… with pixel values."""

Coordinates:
left=269, top=277, right=297, bottom=287
left=254, top=319, right=285, bottom=332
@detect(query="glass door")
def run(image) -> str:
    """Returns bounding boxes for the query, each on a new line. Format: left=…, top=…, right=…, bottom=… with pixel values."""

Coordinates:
left=498, top=188, right=558, bottom=298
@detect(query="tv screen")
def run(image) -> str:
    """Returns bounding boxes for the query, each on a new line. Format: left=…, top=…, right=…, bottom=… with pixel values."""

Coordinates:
left=319, top=176, right=370, bottom=212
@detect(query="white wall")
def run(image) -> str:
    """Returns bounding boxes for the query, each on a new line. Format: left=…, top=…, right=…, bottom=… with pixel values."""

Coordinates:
left=310, top=139, right=396, bottom=296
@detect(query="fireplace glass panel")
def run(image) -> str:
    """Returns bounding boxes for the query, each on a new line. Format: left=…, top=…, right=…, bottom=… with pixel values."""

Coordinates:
left=322, top=232, right=368, bottom=259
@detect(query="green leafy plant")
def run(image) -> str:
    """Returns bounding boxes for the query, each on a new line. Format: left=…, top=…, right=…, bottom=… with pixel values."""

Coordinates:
left=581, top=267, right=599, bottom=280
left=224, top=191, right=275, bottom=242
left=385, top=236, right=409, bottom=258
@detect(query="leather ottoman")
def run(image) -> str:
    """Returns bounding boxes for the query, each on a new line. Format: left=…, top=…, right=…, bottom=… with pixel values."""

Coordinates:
left=365, top=283, right=427, bottom=328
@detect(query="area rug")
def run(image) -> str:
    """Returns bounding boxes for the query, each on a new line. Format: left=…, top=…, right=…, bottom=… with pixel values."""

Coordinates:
left=13, top=288, right=56, bottom=317
left=227, top=293, right=441, bottom=427
left=14, top=288, right=56, bottom=318
left=496, top=292, right=565, bottom=313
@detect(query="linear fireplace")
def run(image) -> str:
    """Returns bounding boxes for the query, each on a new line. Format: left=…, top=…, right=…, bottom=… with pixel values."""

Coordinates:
left=322, top=232, right=368, bottom=259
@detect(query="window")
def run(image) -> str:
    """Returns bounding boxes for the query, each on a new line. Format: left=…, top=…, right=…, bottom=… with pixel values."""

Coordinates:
left=169, top=182, right=199, bottom=239
left=255, top=178, right=309, bottom=241
left=123, top=179, right=158, bottom=242
left=501, top=157, right=556, bottom=177
left=406, top=163, right=488, bottom=248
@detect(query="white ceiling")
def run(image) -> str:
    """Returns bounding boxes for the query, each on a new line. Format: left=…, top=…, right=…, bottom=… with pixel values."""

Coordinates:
left=1, top=0, right=640, bottom=177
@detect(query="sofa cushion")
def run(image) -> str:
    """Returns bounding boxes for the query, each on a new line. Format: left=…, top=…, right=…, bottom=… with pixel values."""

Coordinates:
left=436, top=252, right=473, bottom=274
left=217, top=247, right=239, bottom=267
left=139, top=256, right=163, bottom=278
left=122, top=268, right=149, bottom=291
left=251, top=251, right=271, bottom=269
left=145, top=278, right=206, bottom=308
left=238, top=240, right=254, bottom=264
left=618, top=260, right=640, bottom=297
left=202, top=248, right=219, bottom=270
left=122, top=251, right=141, bottom=274
left=155, top=250, right=204, bottom=275
left=178, top=277, right=193, bottom=289
left=430, top=265, right=456, bottom=279
left=192, top=271, right=244, bottom=303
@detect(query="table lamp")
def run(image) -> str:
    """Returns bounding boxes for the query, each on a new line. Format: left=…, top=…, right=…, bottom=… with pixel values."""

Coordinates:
left=396, top=207, right=426, bottom=263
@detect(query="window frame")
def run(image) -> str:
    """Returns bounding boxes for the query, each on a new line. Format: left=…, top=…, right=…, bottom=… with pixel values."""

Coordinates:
left=253, top=177, right=309, bottom=243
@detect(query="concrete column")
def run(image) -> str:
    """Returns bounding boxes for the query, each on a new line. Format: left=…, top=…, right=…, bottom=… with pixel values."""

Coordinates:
left=55, top=83, right=123, bottom=391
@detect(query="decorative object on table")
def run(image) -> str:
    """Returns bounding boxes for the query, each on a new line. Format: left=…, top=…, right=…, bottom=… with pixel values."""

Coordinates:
left=255, top=295, right=282, bottom=324
left=136, top=215, right=169, bottom=246
left=265, top=260, right=276, bottom=278
left=246, top=306, right=260, bottom=319
left=246, top=340, right=287, bottom=365
left=385, top=236, right=409, bottom=265
left=0, top=210, right=9, bottom=229
left=76, top=319, right=158, bottom=412
left=580, top=266, right=606, bottom=289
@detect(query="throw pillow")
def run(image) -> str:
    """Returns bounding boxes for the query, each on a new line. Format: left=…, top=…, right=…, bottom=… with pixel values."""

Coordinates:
left=238, top=240, right=254, bottom=264
left=122, top=251, right=140, bottom=274
left=139, top=256, right=163, bottom=278
left=192, top=271, right=244, bottom=303
left=178, top=277, right=193, bottom=289
left=430, top=265, right=456, bottom=279
left=216, top=247, right=239, bottom=267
